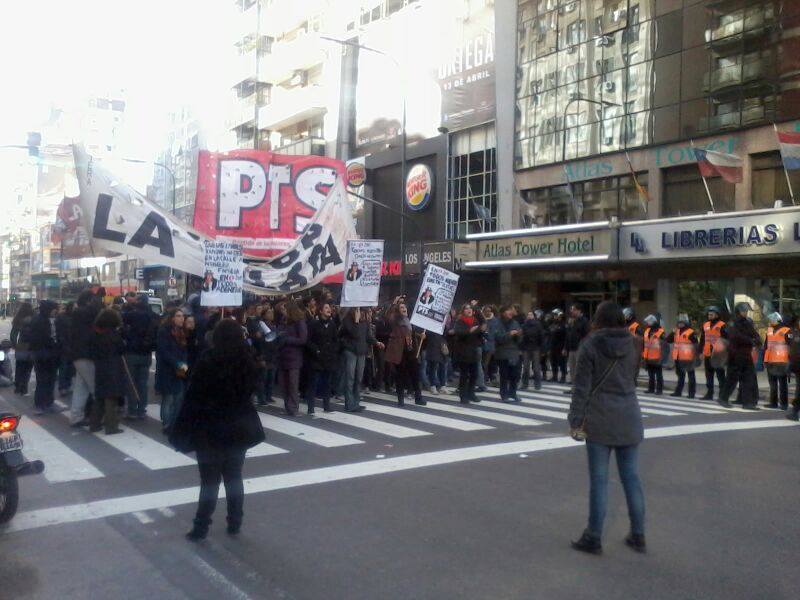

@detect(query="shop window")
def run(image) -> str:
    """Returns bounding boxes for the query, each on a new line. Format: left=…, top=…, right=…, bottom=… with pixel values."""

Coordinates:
left=677, top=280, right=735, bottom=326
left=520, top=172, right=648, bottom=226
left=447, top=125, right=498, bottom=240
left=662, top=164, right=735, bottom=217
left=751, top=151, right=800, bottom=209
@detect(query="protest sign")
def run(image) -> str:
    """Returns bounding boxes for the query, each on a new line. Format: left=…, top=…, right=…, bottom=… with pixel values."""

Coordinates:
left=341, top=239, right=384, bottom=307
left=201, top=241, right=243, bottom=307
left=410, top=264, right=459, bottom=334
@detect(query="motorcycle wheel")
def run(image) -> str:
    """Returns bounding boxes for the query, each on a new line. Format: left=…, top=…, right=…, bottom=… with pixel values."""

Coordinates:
left=0, top=470, right=20, bottom=524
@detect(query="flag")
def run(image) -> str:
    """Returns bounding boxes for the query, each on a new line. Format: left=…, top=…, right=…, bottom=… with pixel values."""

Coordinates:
left=563, top=166, right=583, bottom=222
left=471, top=200, right=492, bottom=224
left=693, top=148, right=743, bottom=183
left=776, top=130, right=800, bottom=170
left=625, top=152, right=650, bottom=204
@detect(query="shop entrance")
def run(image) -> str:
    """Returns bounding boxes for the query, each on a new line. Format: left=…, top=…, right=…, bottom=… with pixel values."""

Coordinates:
left=536, top=280, right=629, bottom=316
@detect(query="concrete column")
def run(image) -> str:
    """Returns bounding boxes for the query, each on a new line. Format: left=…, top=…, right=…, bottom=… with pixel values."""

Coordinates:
left=494, top=0, right=518, bottom=231
left=656, top=278, right=678, bottom=331
left=500, top=269, right=514, bottom=304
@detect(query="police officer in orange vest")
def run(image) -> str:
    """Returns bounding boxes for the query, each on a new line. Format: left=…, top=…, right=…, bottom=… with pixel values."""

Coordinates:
left=666, top=314, right=699, bottom=399
left=642, top=314, right=665, bottom=395
left=763, top=312, right=792, bottom=410
left=698, top=306, right=727, bottom=400
left=718, top=303, right=761, bottom=409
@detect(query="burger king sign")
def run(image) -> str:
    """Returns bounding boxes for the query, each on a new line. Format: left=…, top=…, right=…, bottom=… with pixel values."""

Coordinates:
left=346, top=161, right=366, bottom=188
left=405, top=164, right=434, bottom=211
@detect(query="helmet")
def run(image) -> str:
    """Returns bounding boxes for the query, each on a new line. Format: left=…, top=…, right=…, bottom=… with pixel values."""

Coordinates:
left=533, top=309, right=544, bottom=319
left=622, top=307, right=634, bottom=320
left=676, top=313, right=690, bottom=326
left=767, top=311, right=783, bottom=324
left=705, top=305, right=721, bottom=316
left=551, top=308, right=563, bottom=317
left=734, top=302, right=752, bottom=316
left=643, top=314, right=658, bottom=326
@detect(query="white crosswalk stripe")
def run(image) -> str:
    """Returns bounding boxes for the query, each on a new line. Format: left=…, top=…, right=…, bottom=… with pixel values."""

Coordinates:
left=366, top=391, right=546, bottom=426
left=16, top=416, right=105, bottom=483
left=517, top=389, right=686, bottom=416
left=311, top=408, right=432, bottom=438
left=437, top=391, right=569, bottom=420
left=256, top=411, right=363, bottom=447
left=354, top=399, right=494, bottom=431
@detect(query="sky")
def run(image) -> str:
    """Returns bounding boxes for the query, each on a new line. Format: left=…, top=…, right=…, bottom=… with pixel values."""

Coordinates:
left=0, top=0, right=233, bottom=160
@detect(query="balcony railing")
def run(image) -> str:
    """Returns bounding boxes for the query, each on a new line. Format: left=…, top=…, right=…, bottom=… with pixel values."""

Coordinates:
left=273, top=137, right=326, bottom=157
left=226, top=93, right=258, bottom=130
left=258, top=85, right=327, bottom=130
left=258, top=34, right=326, bottom=84
left=702, top=59, right=768, bottom=92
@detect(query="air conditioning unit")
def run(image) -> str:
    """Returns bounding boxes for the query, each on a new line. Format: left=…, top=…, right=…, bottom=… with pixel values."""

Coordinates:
left=604, top=81, right=616, bottom=92
left=596, top=35, right=612, bottom=47
left=612, top=9, right=626, bottom=22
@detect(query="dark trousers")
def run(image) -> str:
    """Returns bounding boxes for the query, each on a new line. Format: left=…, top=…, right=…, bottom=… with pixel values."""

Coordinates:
left=373, top=346, right=387, bottom=390
left=675, top=366, right=696, bottom=398
left=279, top=368, right=301, bottom=415
left=305, top=368, right=333, bottom=413
left=550, top=352, right=566, bottom=382
left=14, top=358, right=34, bottom=394
left=33, top=358, right=59, bottom=409
left=793, top=371, right=800, bottom=408
left=767, top=372, right=788, bottom=407
left=719, top=360, right=757, bottom=407
left=704, top=357, right=726, bottom=395
left=498, top=359, right=520, bottom=400
left=125, top=353, right=151, bottom=417
left=521, top=349, right=542, bottom=389
left=457, top=361, right=478, bottom=401
left=194, top=447, right=246, bottom=529
left=646, top=364, right=663, bottom=394
left=395, top=356, right=421, bottom=402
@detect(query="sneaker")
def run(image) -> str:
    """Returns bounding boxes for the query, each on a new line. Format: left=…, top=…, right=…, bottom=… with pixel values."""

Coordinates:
left=571, top=531, right=602, bottom=555
left=624, top=533, right=647, bottom=554
left=717, top=399, right=732, bottom=408
left=429, top=388, right=438, bottom=396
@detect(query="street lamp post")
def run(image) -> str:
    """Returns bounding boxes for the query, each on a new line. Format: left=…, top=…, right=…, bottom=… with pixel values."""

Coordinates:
left=561, top=96, right=621, bottom=163
left=320, top=35, right=409, bottom=295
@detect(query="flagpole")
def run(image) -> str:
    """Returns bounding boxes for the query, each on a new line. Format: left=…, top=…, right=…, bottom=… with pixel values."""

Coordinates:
left=773, top=123, right=797, bottom=206
left=690, top=140, right=716, bottom=212
left=625, top=151, right=648, bottom=217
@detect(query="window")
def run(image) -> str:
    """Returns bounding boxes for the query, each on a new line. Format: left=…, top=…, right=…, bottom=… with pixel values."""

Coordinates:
left=662, top=164, right=735, bottom=217
left=520, top=172, right=648, bottom=226
left=447, top=125, right=498, bottom=239
left=751, top=151, right=800, bottom=209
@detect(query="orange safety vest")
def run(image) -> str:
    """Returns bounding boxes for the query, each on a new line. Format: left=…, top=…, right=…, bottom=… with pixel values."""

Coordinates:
left=628, top=321, right=640, bottom=336
left=643, top=327, right=664, bottom=362
left=703, top=320, right=725, bottom=357
left=671, top=328, right=697, bottom=362
left=764, top=326, right=790, bottom=364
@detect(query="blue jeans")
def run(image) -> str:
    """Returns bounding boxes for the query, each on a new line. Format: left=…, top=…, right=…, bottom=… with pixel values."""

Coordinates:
left=475, top=347, right=485, bottom=388
left=586, top=442, right=645, bottom=538
left=125, top=353, right=151, bottom=416
left=343, top=350, right=365, bottom=411
left=418, top=350, right=430, bottom=388
left=498, top=359, right=520, bottom=400
left=161, top=389, right=185, bottom=430
left=426, top=360, right=446, bottom=388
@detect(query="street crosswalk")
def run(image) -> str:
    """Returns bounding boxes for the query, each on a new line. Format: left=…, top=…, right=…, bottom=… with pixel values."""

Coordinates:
left=1, top=379, right=759, bottom=486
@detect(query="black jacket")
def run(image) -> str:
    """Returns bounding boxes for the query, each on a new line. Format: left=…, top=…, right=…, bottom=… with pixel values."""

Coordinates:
left=726, top=316, right=761, bottom=365
left=549, top=321, right=567, bottom=354
left=90, top=327, right=127, bottom=399
left=122, top=304, right=158, bottom=356
left=520, top=318, right=544, bottom=351
left=339, top=319, right=377, bottom=356
left=565, top=315, right=590, bottom=352
left=307, top=317, right=340, bottom=370
left=451, top=318, right=484, bottom=364
left=69, top=302, right=101, bottom=360
left=169, top=350, right=265, bottom=453
left=29, top=302, right=60, bottom=361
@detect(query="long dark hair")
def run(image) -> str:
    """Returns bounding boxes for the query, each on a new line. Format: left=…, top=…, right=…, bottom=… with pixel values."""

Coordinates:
left=208, top=319, right=259, bottom=401
left=12, top=302, right=34, bottom=328
left=592, top=301, right=625, bottom=329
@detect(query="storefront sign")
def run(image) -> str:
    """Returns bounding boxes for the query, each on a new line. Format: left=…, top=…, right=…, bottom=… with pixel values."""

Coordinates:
left=472, top=229, right=614, bottom=266
left=346, top=161, right=367, bottom=188
left=620, top=208, right=800, bottom=261
left=405, top=164, right=434, bottom=211
left=383, top=241, right=472, bottom=276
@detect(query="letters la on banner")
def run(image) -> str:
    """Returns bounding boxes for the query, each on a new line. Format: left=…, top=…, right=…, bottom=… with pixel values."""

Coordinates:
left=72, top=145, right=357, bottom=296
left=410, top=264, right=459, bottom=335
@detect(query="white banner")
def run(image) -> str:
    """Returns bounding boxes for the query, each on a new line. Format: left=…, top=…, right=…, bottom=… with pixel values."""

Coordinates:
left=410, top=264, right=459, bottom=334
left=341, top=239, right=384, bottom=307
left=243, top=177, right=358, bottom=295
left=201, top=241, right=243, bottom=307
left=72, top=145, right=357, bottom=296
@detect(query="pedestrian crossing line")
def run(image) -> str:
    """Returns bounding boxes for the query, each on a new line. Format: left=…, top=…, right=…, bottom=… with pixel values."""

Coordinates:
left=16, top=415, right=105, bottom=483
left=311, top=407, right=432, bottom=438
left=141, top=404, right=288, bottom=456
left=540, top=381, right=734, bottom=410
left=516, top=390, right=687, bottom=417
left=439, top=391, right=569, bottom=420
left=132, top=511, right=154, bottom=524
left=366, top=391, right=547, bottom=426
left=354, top=399, right=495, bottom=432
left=255, top=411, right=363, bottom=448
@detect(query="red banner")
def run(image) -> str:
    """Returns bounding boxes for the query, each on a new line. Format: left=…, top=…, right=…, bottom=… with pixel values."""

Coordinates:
left=52, top=195, right=93, bottom=259
left=194, top=150, right=347, bottom=258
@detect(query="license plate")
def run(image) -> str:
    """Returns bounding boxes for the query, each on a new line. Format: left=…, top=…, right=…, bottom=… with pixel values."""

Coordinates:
left=0, top=432, right=23, bottom=453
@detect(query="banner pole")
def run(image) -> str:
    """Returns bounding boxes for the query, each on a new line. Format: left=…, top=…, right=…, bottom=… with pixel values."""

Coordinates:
left=774, top=123, right=797, bottom=206
left=690, top=140, right=716, bottom=212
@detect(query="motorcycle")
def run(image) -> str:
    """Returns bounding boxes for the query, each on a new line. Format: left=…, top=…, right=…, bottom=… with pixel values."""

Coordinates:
left=0, top=339, right=12, bottom=388
left=0, top=413, right=45, bottom=523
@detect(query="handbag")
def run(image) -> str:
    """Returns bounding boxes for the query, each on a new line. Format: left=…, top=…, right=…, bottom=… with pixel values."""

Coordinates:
left=572, top=358, right=620, bottom=442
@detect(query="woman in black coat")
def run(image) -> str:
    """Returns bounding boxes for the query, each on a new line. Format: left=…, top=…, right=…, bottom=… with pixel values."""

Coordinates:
left=450, top=304, right=486, bottom=403
left=170, top=319, right=265, bottom=541
left=89, top=309, right=126, bottom=435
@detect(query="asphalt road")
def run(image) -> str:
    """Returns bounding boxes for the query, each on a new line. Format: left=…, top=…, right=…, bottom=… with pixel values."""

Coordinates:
left=0, top=317, right=798, bottom=600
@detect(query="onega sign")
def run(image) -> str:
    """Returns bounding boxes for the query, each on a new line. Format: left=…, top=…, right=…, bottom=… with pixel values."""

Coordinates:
left=476, top=230, right=613, bottom=264
left=621, top=209, right=800, bottom=261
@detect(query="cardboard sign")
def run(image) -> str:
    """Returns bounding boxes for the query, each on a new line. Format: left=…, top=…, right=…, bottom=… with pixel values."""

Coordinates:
left=410, top=264, right=459, bottom=334
left=201, top=241, right=243, bottom=307
left=341, top=240, right=384, bottom=307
